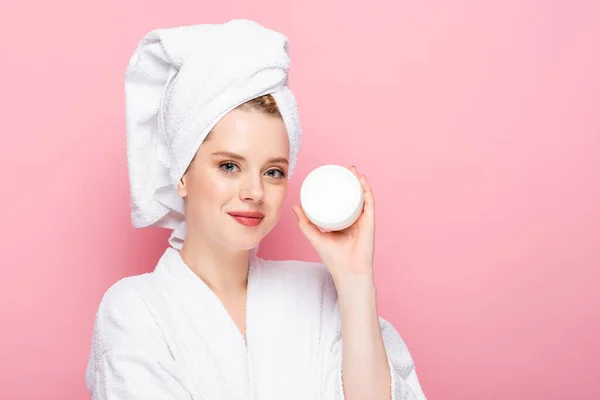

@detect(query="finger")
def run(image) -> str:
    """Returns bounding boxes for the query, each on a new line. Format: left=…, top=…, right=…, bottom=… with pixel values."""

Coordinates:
left=359, top=174, right=375, bottom=212
left=349, top=165, right=360, bottom=179
left=292, top=205, right=322, bottom=243
left=349, top=165, right=374, bottom=217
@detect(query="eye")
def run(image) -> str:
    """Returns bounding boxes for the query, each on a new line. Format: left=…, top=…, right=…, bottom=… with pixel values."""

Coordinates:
left=265, top=168, right=287, bottom=179
left=219, top=162, right=240, bottom=173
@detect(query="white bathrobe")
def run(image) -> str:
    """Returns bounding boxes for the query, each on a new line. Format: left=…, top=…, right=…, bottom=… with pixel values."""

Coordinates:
left=86, top=247, right=427, bottom=399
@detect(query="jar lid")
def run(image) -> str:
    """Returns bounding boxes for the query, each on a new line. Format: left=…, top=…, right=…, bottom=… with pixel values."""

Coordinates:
left=300, top=164, right=364, bottom=231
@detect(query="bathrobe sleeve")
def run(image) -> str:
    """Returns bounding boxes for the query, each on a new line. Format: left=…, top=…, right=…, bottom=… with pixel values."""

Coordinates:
left=85, top=277, right=193, bottom=400
left=378, top=316, right=427, bottom=399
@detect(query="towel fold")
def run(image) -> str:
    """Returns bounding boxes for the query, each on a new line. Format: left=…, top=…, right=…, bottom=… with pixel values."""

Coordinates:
left=124, top=19, right=302, bottom=249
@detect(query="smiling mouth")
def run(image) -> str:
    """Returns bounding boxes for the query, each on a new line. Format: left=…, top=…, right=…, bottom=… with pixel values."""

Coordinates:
left=227, top=212, right=264, bottom=227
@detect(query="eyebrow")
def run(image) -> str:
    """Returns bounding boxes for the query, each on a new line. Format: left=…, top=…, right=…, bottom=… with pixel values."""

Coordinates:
left=211, top=151, right=289, bottom=165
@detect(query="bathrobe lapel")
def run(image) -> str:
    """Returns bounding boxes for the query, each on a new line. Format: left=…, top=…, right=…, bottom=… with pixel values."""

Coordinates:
left=155, top=248, right=251, bottom=399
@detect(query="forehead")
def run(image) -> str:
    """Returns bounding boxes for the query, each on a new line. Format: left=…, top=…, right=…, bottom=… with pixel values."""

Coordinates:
left=200, top=108, right=290, bottom=159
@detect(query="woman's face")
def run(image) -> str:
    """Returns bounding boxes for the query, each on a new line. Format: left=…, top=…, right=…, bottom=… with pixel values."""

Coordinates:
left=177, top=108, right=290, bottom=251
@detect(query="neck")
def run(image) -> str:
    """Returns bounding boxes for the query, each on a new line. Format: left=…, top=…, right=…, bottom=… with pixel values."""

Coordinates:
left=179, top=230, right=250, bottom=297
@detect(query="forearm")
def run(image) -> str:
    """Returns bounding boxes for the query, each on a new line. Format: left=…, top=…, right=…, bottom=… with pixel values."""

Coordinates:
left=335, top=271, right=391, bottom=400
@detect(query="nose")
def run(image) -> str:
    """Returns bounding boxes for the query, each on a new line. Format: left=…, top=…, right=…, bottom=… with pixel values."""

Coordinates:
left=238, top=173, right=265, bottom=203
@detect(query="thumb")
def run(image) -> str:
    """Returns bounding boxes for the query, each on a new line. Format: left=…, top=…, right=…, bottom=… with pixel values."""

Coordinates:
left=292, top=205, right=322, bottom=244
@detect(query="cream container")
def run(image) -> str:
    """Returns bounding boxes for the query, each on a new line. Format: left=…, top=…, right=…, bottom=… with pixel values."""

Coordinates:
left=300, top=164, right=364, bottom=231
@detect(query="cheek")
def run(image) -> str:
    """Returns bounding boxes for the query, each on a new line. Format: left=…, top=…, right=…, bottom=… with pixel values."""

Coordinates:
left=266, top=183, right=288, bottom=212
left=211, top=177, right=235, bottom=197
left=187, top=172, right=237, bottom=213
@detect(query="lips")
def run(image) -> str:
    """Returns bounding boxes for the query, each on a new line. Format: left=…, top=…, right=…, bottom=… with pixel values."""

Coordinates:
left=227, top=211, right=265, bottom=227
left=228, top=211, right=265, bottom=218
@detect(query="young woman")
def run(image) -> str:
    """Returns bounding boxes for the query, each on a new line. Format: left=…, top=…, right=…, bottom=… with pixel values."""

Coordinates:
left=86, top=19, right=427, bottom=400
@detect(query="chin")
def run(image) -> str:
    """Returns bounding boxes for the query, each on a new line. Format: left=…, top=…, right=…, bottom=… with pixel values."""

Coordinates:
left=227, top=236, right=263, bottom=252
left=224, top=226, right=269, bottom=251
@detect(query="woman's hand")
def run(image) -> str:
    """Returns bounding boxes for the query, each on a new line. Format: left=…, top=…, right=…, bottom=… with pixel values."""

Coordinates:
left=292, top=165, right=376, bottom=283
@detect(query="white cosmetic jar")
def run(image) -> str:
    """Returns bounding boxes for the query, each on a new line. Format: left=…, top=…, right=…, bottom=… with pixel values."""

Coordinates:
left=300, top=164, right=364, bottom=231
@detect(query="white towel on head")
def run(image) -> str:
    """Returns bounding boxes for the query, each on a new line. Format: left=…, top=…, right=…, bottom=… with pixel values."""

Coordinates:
left=124, top=19, right=302, bottom=249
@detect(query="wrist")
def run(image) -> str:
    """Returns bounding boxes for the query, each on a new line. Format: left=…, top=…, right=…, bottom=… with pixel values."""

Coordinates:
left=333, top=271, right=377, bottom=304
left=331, top=264, right=375, bottom=290
left=335, top=274, right=380, bottom=328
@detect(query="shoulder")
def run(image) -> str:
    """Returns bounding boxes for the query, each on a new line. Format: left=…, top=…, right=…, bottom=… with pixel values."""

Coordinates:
left=97, top=273, right=155, bottom=317
left=90, top=273, right=162, bottom=353
left=85, top=273, right=180, bottom=393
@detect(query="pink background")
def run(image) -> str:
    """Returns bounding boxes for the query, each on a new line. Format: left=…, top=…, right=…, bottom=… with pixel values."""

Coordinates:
left=1, top=1, right=599, bottom=399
